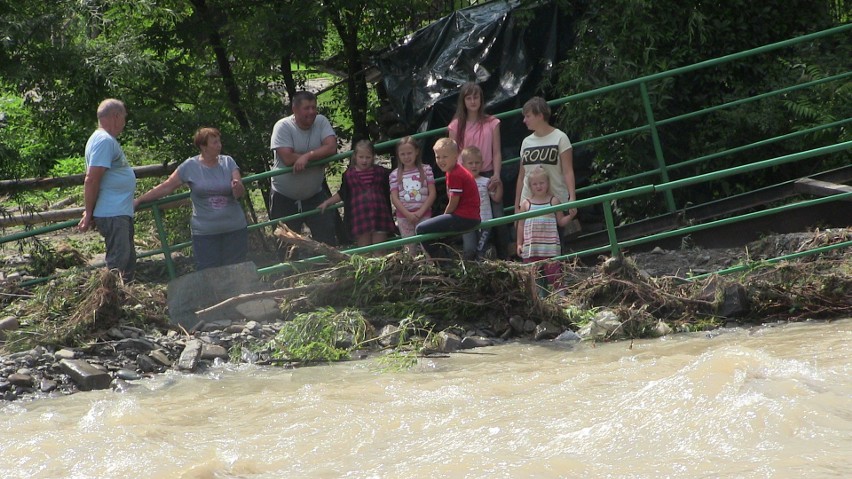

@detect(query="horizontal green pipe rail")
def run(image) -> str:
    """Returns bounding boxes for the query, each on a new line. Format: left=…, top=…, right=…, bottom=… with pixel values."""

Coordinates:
left=656, top=141, right=851, bottom=192
left=658, top=72, right=852, bottom=127
left=687, top=239, right=852, bottom=281
left=0, top=219, right=77, bottom=245
left=618, top=190, right=852, bottom=251
left=666, top=118, right=852, bottom=173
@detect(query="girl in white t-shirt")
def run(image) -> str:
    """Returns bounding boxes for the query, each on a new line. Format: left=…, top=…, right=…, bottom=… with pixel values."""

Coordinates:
left=389, top=137, right=436, bottom=255
left=514, top=96, right=578, bottom=229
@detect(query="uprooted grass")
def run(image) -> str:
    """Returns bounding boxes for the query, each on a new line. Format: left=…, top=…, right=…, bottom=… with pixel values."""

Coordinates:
left=1, top=269, right=169, bottom=353
left=567, top=252, right=850, bottom=334
left=275, top=252, right=567, bottom=330
left=268, top=237, right=852, bottom=343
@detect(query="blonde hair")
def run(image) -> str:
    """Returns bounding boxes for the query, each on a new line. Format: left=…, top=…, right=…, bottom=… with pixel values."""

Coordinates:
left=460, top=145, right=482, bottom=164
left=352, top=139, right=375, bottom=166
left=525, top=166, right=551, bottom=191
left=433, top=137, right=459, bottom=154
left=395, top=136, right=426, bottom=191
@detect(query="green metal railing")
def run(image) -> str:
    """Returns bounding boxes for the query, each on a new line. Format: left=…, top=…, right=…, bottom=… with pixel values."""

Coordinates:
left=2, top=23, right=849, bottom=285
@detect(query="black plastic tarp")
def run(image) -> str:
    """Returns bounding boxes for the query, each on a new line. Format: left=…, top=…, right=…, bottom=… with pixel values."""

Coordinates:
left=374, top=0, right=574, bottom=144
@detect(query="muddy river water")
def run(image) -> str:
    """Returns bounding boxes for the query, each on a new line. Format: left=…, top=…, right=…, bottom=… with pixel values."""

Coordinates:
left=2, top=318, right=850, bottom=478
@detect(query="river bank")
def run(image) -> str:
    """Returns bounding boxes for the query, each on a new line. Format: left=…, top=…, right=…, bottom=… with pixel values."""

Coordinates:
left=1, top=227, right=849, bottom=403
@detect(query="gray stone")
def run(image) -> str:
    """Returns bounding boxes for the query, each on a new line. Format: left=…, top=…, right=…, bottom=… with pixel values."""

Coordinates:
left=378, top=324, right=401, bottom=347
left=652, top=321, right=673, bottom=337
left=555, top=330, right=582, bottom=342
left=0, top=316, right=19, bottom=331
left=459, top=336, right=493, bottom=350
left=39, top=379, right=57, bottom=393
left=116, top=369, right=141, bottom=381
left=523, top=319, right=537, bottom=333
left=177, top=340, right=203, bottom=372
left=136, top=354, right=163, bottom=373
left=578, top=309, right=624, bottom=340
left=718, top=284, right=750, bottom=318
left=508, top=315, right=525, bottom=333
left=59, top=359, right=112, bottom=391
left=699, top=277, right=750, bottom=318
left=201, top=344, right=228, bottom=360
left=437, top=331, right=462, bottom=352
left=7, top=373, right=32, bottom=387
left=167, top=261, right=271, bottom=331
left=534, top=322, right=562, bottom=341
left=54, top=348, right=77, bottom=360
left=149, top=349, right=172, bottom=367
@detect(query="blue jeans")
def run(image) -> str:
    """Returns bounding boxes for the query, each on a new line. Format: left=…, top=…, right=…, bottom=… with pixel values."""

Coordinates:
left=415, top=214, right=480, bottom=258
left=192, top=228, right=248, bottom=271
left=462, top=229, right=491, bottom=260
left=94, top=215, right=136, bottom=281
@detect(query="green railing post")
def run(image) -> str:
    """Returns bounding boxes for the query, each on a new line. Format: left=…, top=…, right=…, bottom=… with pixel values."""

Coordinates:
left=151, top=204, right=177, bottom=280
left=640, top=81, right=676, bottom=213
left=602, top=200, right=621, bottom=258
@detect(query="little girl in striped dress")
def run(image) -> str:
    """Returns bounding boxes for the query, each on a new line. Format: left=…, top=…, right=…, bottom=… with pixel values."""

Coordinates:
left=516, top=166, right=574, bottom=292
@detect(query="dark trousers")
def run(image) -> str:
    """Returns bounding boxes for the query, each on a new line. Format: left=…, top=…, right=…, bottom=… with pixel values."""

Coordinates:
left=192, top=228, right=248, bottom=271
left=269, top=190, right=338, bottom=246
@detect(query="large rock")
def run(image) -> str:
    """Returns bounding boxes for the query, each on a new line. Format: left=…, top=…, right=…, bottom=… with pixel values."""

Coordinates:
left=534, top=322, right=562, bottom=341
left=59, top=359, right=112, bottom=391
left=578, top=310, right=624, bottom=340
left=176, top=340, right=203, bottom=372
left=0, top=316, right=19, bottom=332
left=437, top=331, right=462, bottom=352
left=699, top=278, right=750, bottom=318
left=167, top=261, right=276, bottom=331
left=459, top=336, right=493, bottom=349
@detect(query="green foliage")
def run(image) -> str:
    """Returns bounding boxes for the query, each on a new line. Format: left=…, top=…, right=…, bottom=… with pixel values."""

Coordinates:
left=373, top=350, right=419, bottom=372
left=554, top=0, right=845, bottom=222
left=267, top=307, right=369, bottom=362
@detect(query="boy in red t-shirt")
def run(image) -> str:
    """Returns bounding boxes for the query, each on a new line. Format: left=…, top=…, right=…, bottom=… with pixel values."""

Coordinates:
left=415, top=138, right=481, bottom=258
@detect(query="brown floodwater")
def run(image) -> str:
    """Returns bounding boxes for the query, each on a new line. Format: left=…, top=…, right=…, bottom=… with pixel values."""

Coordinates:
left=2, top=318, right=850, bottom=478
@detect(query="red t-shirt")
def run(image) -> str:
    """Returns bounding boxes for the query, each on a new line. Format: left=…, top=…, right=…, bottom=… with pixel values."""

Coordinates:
left=446, top=163, right=480, bottom=220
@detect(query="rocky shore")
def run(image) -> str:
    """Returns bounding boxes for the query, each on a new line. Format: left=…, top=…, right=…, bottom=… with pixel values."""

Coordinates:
left=1, top=227, right=849, bottom=403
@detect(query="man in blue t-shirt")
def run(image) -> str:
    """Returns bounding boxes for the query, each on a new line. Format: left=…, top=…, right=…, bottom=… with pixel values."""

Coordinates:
left=78, top=99, right=137, bottom=280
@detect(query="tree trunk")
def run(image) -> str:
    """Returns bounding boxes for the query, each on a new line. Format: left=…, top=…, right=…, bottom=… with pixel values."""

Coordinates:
left=190, top=0, right=251, bottom=131
left=328, top=8, right=370, bottom=141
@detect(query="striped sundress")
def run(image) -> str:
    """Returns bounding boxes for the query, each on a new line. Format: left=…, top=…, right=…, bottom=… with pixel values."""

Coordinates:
left=521, top=198, right=560, bottom=259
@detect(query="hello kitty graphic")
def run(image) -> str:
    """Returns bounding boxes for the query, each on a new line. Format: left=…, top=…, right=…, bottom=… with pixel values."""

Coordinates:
left=402, top=175, right=422, bottom=202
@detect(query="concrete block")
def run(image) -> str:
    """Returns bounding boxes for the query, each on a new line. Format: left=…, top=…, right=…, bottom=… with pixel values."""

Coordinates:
left=59, top=359, right=112, bottom=391
left=166, top=261, right=271, bottom=331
